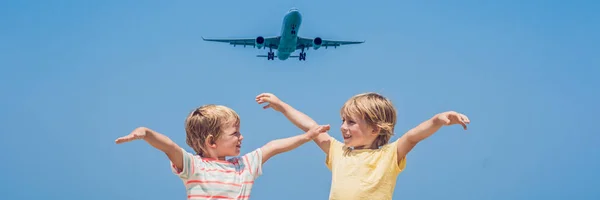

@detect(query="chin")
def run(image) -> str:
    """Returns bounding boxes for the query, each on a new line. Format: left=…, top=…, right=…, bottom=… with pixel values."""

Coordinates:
left=343, top=140, right=355, bottom=147
left=343, top=140, right=363, bottom=148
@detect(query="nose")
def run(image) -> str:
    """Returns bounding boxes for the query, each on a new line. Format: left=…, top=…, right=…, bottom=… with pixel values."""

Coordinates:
left=340, top=123, right=348, bottom=132
left=239, top=134, right=244, bottom=141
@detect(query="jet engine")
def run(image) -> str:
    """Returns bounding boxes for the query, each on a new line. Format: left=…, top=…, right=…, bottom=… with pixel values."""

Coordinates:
left=312, top=37, right=322, bottom=50
left=255, top=36, right=265, bottom=49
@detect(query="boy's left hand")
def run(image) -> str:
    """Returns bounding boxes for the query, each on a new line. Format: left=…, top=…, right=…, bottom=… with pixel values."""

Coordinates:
left=435, top=111, right=470, bottom=130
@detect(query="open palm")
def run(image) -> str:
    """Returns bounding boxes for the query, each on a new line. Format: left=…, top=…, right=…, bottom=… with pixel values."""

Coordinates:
left=115, top=128, right=147, bottom=144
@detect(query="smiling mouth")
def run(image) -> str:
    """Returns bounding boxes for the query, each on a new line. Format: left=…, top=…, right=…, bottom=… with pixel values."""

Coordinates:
left=236, top=144, right=241, bottom=148
left=343, top=135, right=352, bottom=139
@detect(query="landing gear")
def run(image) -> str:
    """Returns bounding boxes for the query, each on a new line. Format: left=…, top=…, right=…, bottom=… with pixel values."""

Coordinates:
left=299, top=52, right=306, bottom=61
left=267, top=52, right=274, bottom=60
left=267, top=47, right=274, bottom=60
left=298, top=48, right=306, bottom=61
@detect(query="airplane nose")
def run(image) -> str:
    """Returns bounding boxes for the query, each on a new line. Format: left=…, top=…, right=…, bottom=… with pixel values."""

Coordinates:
left=288, top=8, right=300, bottom=17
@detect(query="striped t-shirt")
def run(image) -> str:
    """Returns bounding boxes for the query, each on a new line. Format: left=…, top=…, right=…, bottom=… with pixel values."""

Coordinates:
left=171, top=147, right=263, bottom=200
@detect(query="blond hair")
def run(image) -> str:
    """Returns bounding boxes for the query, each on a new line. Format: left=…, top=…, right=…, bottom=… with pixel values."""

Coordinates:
left=341, top=92, right=397, bottom=149
left=185, top=104, right=240, bottom=156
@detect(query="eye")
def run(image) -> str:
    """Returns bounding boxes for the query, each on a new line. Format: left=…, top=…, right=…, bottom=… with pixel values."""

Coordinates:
left=341, top=119, right=355, bottom=125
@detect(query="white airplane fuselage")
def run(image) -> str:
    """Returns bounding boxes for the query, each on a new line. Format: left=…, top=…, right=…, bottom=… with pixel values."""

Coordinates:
left=201, top=8, right=364, bottom=61
left=276, top=9, right=302, bottom=60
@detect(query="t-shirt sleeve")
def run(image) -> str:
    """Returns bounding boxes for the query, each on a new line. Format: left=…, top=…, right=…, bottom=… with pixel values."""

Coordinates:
left=170, top=147, right=197, bottom=179
left=242, top=148, right=263, bottom=179
left=326, top=137, right=344, bottom=170
left=387, top=139, right=407, bottom=173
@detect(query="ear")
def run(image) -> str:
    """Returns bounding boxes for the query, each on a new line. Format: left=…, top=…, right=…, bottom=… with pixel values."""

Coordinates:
left=205, top=134, right=217, bottom=148
left=371, top=125, right=381, bottom=135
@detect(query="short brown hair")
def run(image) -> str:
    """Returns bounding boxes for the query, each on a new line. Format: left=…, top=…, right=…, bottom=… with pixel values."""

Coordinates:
left=340, top=92, right=397, bottom=148
left=185, top=104, right=240, bottom=156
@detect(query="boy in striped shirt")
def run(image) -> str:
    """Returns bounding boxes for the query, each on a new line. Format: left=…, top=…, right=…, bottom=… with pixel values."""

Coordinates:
left=115, top=104, right=330, bottom=199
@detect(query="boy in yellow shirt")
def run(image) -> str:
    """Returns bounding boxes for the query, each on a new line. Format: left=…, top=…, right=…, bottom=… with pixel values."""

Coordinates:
left=256, top=92, right=470, bottom=200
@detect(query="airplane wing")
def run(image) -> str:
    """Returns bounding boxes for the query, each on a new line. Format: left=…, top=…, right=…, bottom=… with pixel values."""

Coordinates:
left=296, top=36, right=364, bottom=49
left=202, top=36, right=280, bottom=49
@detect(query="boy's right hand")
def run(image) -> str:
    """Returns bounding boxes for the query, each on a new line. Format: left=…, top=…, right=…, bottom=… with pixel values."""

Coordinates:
left=115, top=127, right=147, bottom=144
left=256, top=93, right=285, bottom=112
left=305, top=124, right=330, bottom=139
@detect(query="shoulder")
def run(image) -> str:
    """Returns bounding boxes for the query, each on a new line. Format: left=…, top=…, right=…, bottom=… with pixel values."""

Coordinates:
left=237, top=148, right=264, bottom=177
left=379, top=139, right=406, bottom=172
left=228, top=148, right=263, bottom=165
left=327, top=137, right=347, bottom=158
left=367, top=139, right=400, bottom=159
left=243, top=148, right=263, bottom=159
left=380, top=139, right=400, bottom=152
left=326, top=137, right=346, bottom=168
left=328, top=137, right=345, bottom=151
left=179, top=147, right=203, bottom=165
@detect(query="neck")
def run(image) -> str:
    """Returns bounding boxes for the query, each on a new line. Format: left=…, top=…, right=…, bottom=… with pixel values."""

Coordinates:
left=353, top=139, right=380, bottom=150
left=202, top=151, right=227, bottom=160
left=352, top=143, right=379, bottom=150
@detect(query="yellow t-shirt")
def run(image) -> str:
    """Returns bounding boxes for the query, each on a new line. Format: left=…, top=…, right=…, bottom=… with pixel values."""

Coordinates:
left=326, top=137, right=406, bottom=200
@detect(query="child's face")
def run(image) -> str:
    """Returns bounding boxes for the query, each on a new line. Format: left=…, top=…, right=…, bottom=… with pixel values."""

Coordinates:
left=214, top=122, right=243, bottom=157
left=340, top=114, right=378, bottom=149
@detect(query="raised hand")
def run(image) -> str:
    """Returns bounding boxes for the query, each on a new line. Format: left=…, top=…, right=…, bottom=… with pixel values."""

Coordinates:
left=255, top=93, right=285, bottom=112
left=435, top=111, right=470, bottom=130
left=115, top=127, right=147, bottom=144
left=306, top=124, right=330, bottom=139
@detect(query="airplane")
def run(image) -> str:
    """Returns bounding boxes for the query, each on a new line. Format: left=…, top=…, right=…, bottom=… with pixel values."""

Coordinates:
left=201, top=8, right=365, bottom=61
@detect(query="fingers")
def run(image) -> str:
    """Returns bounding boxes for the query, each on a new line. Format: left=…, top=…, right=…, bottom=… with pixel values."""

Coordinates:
left=442, top=112, right=469, bottom=130
left=115, top=133, right=144, bottom=144
left=459, top=120, right=467, bottom=130
left=255, top=96, right=270, bottom=104
left=256, top=93, right=272, bottom=98
left=115, top=135, right=134, bottom=144
left=461, top=114, right=470, bottom=124
left=257, top=95, right=272, bottom=109
left=316, top=124, right=331, bottom=132
left=262, top=104, right=271, bottom=109
left=255, top=93, right=273, bottom=101
left=456, top=114, right=469, bottom=130
left=305, top=125, right=329, bottom=139
left=255, top=93, right=278, bottom=110
left=256, top=96, right=268, bottom=103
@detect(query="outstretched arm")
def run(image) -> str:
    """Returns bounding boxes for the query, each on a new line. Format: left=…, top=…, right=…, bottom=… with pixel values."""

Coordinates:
left=261, top=125, right=330, bottom=164
left=256, top=93, right=332, bottom=154
left=396, top=111, right=470, bottom=164
left=115, top=127, right=184, bottom=171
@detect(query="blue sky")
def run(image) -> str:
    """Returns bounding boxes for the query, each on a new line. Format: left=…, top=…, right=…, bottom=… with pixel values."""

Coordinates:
left=1, top=0, right=599, bottom=199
